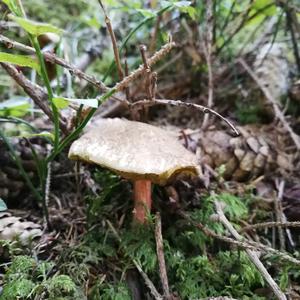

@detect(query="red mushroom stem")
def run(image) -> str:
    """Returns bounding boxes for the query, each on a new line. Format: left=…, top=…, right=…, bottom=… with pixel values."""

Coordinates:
left=133, top=179, right=152, bottom=223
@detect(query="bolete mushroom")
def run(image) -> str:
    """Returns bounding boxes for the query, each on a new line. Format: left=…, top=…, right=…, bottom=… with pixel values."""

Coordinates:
left=69, top=118, right=198, bottom=223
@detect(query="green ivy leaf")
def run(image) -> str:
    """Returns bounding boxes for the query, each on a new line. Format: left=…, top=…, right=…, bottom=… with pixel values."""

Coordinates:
left=52, top=97, right=99, bottom=109
left=9, top=15, right=63, bottom=36
left=0, top=52, right=40, bottom=73
left=0, top=198, right=7, bottom=211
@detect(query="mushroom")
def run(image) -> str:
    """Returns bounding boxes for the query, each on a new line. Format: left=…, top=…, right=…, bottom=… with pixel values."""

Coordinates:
left=69, top=118, right=198, bottom=223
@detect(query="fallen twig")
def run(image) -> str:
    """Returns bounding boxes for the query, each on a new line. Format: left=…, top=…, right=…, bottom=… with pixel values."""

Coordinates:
left=238, top=58, right=300, bottom=150
left=214, top=201, right=287, bottom=300
left=131, top=98, right=239, bottom=135
left=155, top=212, right=171, bottom=300
left=178, top=210, right=300, bottom=266
left=106, top=220, right=163, bottom=300
left=240, top=221, right=300, bottom=232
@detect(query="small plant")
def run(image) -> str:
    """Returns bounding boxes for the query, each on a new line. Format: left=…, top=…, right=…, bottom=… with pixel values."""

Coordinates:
left=1, top=255, right=82, bottom=299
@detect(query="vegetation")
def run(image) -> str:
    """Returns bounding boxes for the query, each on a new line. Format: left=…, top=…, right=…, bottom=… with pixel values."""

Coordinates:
left=0, top=0, right=300, bottom=299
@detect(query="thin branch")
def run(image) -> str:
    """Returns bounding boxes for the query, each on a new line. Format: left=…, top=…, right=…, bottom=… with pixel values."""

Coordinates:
left=214, top=201, right=287, bottom=300
left=106, top=220, right=163, bottom=300
left=149, top=15, right=162, bottom=53
left=281, top=1, right=300, bottom=73
left=178, top=210, right=300, bottom=266
left=43, top=159, right=51, bottom=229
left=240, top=221, right=300, bottom=232
left=238, top=58, right=300, bottom=149
left=0, top=34, right=109, bottom=92
left=139, top=44, right=154, bottom=101
left=0, top=62, right=68, bottom=134
left=155, top=213, right=171, bottom=299
left=130, top=98, right=239, bottom=135
left=274, top=180, right=286, bottom=250
left=115, top=42, right=176, bottom=91
left=98, top=0, right=124, bottom=80
left=202, top=0, right=214, bottom=129
left=133, top=259, right=163, bottom=300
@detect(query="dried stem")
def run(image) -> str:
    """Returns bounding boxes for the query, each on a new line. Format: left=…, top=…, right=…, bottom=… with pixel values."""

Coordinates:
left=155, top=213, right=171, bottom=299
left=202, top=0, right=214, bottom=129
left=0, top=34, right=109, bottom=92
left=0, top=62, right=68, bottom=134
left=214, top=201, right=287, bottom=300
left=238, top=58, right=300, bottom=149
left=131, top=98, right=239, bottom=135
left=240, top=221, right=300, bottom=232
left=106, top=220, right=163, bottom=300
left=274, top=180, right=286, bottom=250
left=98, top=0, right=124, bottom=80
left=149, top=15, right=162, bottom=53
left=115, top=42, right=176, bottom=91
left=139, top=45, right=152, bottom=100
left=178, top=210, right=300, bottom=266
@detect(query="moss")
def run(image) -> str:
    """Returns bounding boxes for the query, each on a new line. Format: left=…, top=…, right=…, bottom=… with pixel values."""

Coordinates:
left=1, top=278, right=35, bottom=300
left=47, top=275, right=78, bottom=299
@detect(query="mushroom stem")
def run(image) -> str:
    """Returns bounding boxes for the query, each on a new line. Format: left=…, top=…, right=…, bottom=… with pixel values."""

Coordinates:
left=133, top=179, right=152, bottom=223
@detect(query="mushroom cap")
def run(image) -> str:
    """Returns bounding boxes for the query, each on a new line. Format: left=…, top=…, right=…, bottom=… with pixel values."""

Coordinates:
left=68, top=118, right=198, bottom=185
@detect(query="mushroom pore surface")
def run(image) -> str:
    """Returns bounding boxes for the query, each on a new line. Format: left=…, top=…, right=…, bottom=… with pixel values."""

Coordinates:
left=68, top=118, right=198, bottom=185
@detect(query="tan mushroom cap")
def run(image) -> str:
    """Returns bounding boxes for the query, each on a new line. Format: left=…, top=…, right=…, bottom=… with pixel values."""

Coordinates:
left=68, top=118, right=198, bottom=185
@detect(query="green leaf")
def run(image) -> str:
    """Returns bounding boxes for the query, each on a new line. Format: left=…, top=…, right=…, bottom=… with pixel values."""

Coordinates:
left=0, top=52, right=40, bottom=73
left=9, top=15, right=63, bottom=36
left=53, top=97, right=99, bottom=109
left=174, top=1, right=192, bottom=8
left=2, top=0, right=20, bottom=15
left=252, top=0, right=277, bottom=16
left=13, top=131, right=54, bottom=141
left=0, top=199, right=7, bottom=211
left=136, top=9, right=156, bottom=18
left=0, top=98, right=31, bottom=117
left=52, top=97, right=69, bottom=110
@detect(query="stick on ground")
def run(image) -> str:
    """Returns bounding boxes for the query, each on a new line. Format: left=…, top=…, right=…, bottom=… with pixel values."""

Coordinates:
left=155, top=212, right=171, bottom=300
left=214, top=201, right=287, bottom=300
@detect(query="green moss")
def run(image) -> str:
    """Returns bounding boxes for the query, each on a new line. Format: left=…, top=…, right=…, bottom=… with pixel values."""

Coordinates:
left=47, top=275, right=78, bottom=299
left=1, top=278, right=35, bottom=300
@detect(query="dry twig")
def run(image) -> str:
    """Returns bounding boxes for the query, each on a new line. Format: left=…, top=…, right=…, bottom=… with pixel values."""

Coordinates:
left=202, top=0, right=214, bottom=129
left=106, top=220, right=163, bottom=300
left=98, top=0, right=124, bottom=80
left=155, top=213, right=171, bottom=300
left=178, top=210, right=300, bottom=266
left=240, top=221, right=300, bottom=232
left=131, top=98, right=239, bottom=135
left=0, top=62, right=68, bottom=134
left=238, top=58, right=300, bottom=150
left=214, top=201, right=287, bottom=300
left=115, top=42, right=176, bottom=91
left=0, top=34, right=109, bottom=92
left=274, top=180, right=286, bottom=250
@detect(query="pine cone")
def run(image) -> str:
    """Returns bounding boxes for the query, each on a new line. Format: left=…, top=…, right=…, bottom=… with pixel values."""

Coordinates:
left=0, top=211, right=42, bottom=245
left=0, top=138, right=47, bottom=200
left=199, top=124, right=295, bottom=181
